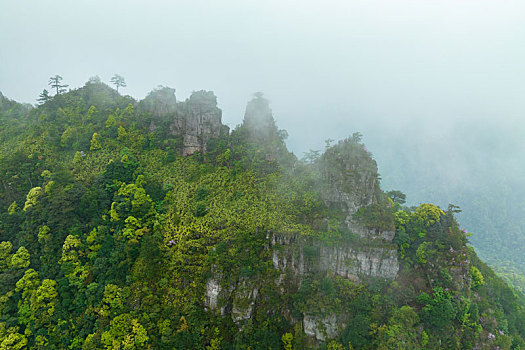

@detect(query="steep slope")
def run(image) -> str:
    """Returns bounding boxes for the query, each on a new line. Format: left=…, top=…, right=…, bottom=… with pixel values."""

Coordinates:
left=0, top=83, right=523, bottom=349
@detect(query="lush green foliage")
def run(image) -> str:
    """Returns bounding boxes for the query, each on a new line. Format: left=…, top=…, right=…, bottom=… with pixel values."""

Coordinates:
left=0, top=82, right=523, bottom=349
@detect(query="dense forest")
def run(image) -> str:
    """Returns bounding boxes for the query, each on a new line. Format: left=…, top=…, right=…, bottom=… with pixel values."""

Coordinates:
left=0, top=78, right=524, bottom=349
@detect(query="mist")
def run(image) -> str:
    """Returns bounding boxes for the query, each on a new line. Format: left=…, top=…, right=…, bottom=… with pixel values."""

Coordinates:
left=2, top=1, right=525, bottom=269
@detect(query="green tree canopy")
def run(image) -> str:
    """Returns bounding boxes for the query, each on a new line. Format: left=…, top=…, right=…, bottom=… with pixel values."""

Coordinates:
left=48, top=75, right=68, bottom=95
left=110, top=74, right=127, bottom=93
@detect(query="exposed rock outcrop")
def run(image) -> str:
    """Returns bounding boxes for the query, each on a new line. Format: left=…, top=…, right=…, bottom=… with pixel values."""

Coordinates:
left=173, top=91, right=228, bottom=156
left=205, top=231, right=399, bottom=340
left=270, top=233, right=399, bottom=282
left=320, top=137, right=395, bottom=241
left=303, top=313, right=339, bottom=341
left=205, top=278, right=222, bottom=313
left=204, top=277, right=259, bottom=324
left=242, top=92, right=278, bottom=143
left=142, top=88, right=228, bottom=156
left=236, top=93, right=290, bottom=163
left=203, top=133, right=400, bottom=342
left=139, top=86, right=177, bottom=118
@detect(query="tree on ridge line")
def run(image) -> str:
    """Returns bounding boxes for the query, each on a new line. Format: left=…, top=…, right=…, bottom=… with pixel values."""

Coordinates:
left=110, top=74, right=127, bottom=93
left=48, top=75, right=68, bottom=95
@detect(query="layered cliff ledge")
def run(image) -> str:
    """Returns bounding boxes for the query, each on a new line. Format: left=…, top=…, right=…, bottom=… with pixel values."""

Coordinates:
left=204, top=99, right=399, bottom=342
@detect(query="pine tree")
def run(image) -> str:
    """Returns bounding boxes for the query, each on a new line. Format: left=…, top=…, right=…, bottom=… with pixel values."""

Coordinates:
left=37, top=89, right=51, bottom=104
left=110, top=74, right=127, bottom=93
left=48, top=75, right=68, bottom=95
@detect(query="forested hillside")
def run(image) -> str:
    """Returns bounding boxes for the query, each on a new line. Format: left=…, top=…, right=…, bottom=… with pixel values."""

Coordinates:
left=371, top=122, right=525, bottom=293
left=0, top=79, right=524, bottom=349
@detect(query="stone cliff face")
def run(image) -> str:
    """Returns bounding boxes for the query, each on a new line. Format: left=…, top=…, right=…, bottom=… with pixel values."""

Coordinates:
left=204, top=135, right=400, bottom=342
left=270, top=233, right=398, bottom=281
left=143, top=89, right=228, bottom=156
left=241, top=93, right=278, bottom=143
left=205, top=235, right=399, bottom=341
left=320, top=137, right=395, bottom=241
left=236, top=94, right=289, bottom=163
left=171, top=91, right=228, bottom=156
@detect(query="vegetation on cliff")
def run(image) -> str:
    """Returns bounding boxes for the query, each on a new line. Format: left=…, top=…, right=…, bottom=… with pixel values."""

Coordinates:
left=0, top=80, right=523, bottom=349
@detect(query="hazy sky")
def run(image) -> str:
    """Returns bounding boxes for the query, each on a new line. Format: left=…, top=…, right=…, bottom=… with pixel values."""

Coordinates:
left=1, top=0, right=524, bottom=156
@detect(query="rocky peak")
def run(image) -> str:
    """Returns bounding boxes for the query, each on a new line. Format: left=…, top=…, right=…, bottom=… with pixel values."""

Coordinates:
left=236, top=93, right=292, bottom=166
left=319, top=134, right=395, bottom=241
left=177, top=90, right=227, bottom=156
left=204, top=134, right=399, bottom=342
left=140, top=86, right=177, bottom=118
left=241, top=92, right=278, bottom=142
left=142, top=88, right=228, bottom=156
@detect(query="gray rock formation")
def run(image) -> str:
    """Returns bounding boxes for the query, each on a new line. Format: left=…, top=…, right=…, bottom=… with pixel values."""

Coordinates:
left=142, top=89, right=228, bottom=156
left=231, top=280, right=259, bottom=322
left=303, top=313, right=339, bottom=341
left=172, top=91, right=228, bottom=156
left=203, top=135, right=399, bottom=342
left=204, top=231, right=398, bottom=340
left=270, top=233, right=399, bottom=282
left=320, top=137, right=395, bottom=240
left=204, top=276, right=259, bottom=325
left=140, top=86, right=177, bottom=118
left=242, top=92, right=278, bottom=143
left=319, top=245, right=399, bottom=280
left=205, top=278, right=222, bottom=313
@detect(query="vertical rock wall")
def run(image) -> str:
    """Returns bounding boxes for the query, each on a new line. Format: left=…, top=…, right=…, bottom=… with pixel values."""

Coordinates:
left=143, top=89, right=228, bottom=156
left=171, top=91, right=228, bottom=156
left=201, top=104, right=399, bottom=343
left=320, top=138, right=395, bottom=240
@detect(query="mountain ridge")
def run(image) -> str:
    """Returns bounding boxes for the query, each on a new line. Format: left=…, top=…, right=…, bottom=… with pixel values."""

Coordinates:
left=0, top=80, right=523, bottom=349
